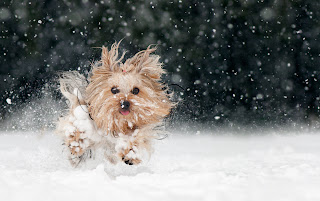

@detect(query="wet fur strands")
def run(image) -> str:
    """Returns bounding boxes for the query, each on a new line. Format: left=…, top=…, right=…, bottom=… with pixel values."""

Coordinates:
left=56, top=42, right=175, bottom=166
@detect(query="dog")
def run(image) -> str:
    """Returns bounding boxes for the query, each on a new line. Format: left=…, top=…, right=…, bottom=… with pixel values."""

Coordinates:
left=56, top=42, right=174, bottom=166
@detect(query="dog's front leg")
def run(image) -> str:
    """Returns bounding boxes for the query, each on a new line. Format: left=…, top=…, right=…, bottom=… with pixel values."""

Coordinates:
left=65, top=127, right=91, bottom=166
left=59, top=105, right=97, bottom=166
left=115, top=130, right=153, bottom=165
left=116, top=138, right=142, bottom=165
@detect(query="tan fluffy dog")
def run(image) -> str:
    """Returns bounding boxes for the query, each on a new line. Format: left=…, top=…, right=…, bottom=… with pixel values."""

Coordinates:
left=56, top=42, right=174, bottom=166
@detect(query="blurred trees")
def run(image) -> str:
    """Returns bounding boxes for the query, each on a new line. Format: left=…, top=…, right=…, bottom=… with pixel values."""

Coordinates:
left=0, top=0, right=319, bottom=128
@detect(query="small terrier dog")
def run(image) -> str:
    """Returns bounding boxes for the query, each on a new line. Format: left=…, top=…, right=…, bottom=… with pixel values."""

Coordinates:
left=56, top=42, right=174, bottom=166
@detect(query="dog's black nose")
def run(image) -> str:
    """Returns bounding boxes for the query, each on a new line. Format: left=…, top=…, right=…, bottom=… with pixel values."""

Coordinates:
left=121, top=101, right=130, bottom=110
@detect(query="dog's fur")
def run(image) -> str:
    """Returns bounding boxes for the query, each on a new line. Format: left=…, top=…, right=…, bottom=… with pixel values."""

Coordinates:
left=56, top=42, right=174, bottom=166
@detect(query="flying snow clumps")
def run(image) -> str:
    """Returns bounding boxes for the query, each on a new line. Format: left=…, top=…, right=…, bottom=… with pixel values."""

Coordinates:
left=6, top=98, right=12, bottom=104
left=72, top=105, right=92, bottom=132
left=73, top=105, right=89, bottom=121
left=72, top=105, right=97, bottom=137
left=69, top=88, right=98, bottom=137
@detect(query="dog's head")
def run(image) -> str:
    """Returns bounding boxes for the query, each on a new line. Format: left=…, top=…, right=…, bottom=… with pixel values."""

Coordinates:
left=86, top=42, right=174, bottom=134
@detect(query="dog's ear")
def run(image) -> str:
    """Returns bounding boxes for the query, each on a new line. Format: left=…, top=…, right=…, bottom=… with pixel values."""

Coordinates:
left=126, top=46, right=165, bottom=80
left=101, top=42, right=124, bottom=72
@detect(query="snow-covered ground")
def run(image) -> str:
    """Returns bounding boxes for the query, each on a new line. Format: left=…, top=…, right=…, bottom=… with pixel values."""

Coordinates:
left=0, top=131, right=320, bottom=201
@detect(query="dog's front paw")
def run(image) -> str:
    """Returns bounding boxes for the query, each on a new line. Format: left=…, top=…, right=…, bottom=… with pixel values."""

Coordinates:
left=65, top=129, right=92, bottom=166
left=120, top=148, right=142, bottom=165
left=68, top=149, right=92, bottom=166
left=116, top=142, right=142, bottom=165
left=66, top=129, right=90, bottom=155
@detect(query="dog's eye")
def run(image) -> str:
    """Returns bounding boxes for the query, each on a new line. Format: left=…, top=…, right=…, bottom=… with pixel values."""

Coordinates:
left=111, top=87, right=119, bottom=94
left=132, top=87, right=139, bottom=95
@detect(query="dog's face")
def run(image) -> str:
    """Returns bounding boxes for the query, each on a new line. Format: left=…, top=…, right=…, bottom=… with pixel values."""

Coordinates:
left=86, top=43, right=173, bottom=134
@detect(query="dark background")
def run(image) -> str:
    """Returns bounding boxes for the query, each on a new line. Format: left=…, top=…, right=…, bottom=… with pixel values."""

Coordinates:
left=1, top=0, right=319, bottom=131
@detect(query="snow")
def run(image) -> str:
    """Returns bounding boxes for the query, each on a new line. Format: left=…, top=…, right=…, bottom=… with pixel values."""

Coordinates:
left=0, top=131, right=320, bottom=201
left=6, top=98, right=12, bottom=104
left=73, top=105, right=89, bottom=120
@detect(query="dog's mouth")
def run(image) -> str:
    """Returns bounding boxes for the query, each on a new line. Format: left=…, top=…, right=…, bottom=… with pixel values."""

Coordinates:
left=120, top=109, right=130, bottom=116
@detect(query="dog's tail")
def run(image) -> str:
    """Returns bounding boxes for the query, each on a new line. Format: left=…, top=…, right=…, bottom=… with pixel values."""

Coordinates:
left=59, top=71, right=88, bottom=109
